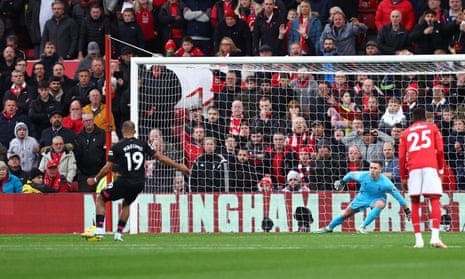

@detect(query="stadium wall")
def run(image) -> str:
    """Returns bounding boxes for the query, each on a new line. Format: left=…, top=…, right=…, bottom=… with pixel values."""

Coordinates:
left=1, top=192, right=463, bottom=234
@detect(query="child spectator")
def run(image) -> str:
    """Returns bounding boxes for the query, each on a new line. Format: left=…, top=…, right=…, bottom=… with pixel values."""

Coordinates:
left=378, top=97, right=407, bottom=133
left=8, top=122, right=40, bottom=172
left=174, top=36, right=204, bottom=57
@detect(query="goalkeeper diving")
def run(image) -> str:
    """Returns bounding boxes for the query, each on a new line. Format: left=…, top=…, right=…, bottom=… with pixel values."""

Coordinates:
left=315, top=160, right=411, bottom=233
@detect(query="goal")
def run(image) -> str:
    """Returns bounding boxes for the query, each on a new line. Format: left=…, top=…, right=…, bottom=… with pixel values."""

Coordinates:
left=128, top=54, right=465, bottom=233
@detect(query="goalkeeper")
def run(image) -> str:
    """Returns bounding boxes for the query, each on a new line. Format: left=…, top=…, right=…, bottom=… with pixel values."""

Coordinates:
left=315, top=160, right=410, bottom=233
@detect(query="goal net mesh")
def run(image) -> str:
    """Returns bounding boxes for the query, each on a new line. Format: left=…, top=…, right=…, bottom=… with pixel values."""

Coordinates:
left=129, top=55, right=465, bottom=233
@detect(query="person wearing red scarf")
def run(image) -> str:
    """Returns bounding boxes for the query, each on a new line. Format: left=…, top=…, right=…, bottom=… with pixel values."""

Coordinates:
left=0, top=99, right=29, bottom=149
left=43, top=160, right=70, bottom=192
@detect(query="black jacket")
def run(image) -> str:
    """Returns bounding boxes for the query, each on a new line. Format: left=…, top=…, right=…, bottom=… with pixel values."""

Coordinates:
left=74, top=126, right=106, bottom=176
left=189, top=153, right=229, bottom=192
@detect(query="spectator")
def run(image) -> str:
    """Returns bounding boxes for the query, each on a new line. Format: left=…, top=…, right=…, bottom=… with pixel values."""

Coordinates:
left=0, top=46, right=16, bottom=95
left=377, top=10, right=412, bottom=55
left=286, top=116, right=311, bottom=154
left=28, top=80, right=61, bottom=139
left=410, top=9, right=458, bottom=54
left=65, top=69, right=95, bottom=109
left=134, top=0, right=161, bottom=54
left=183, top=0, right=214, bottom=56
left=216, top=36, right=243, bottom=57
left=270, top=72, right=295, bottom=119
left=365, top=40, right=379, bottom=55
left=39, top=109, right=76, bottom=148
left=203, top=106, right=226, bottom=145
left=237, top=119, right=250, bottom=149
left=293, top=146, right=314, bottom=189
left=250, top=96, right=284, bottom=143
left=2, top=70, right=35, bottom=116
left=0, top=0, right=26, bottom=49
left=257, top=173, right=275, bottom=192
left=446, top=118, right=465, bottom=190
left=437, top=105, right=455, bottom=137
left=12, top=58, right=30, bottom=84
left=344, top=145, right=369, bottom=190
left=62, top=100, right=84, bottom=134
left=52, top=63, right=75, bottom=96
left=78, top=4, right=111, bottom=59
left=330, top=126, right=347, bottom=158
left=327, top=91, right=362, bottom=132
left=358, top=78, right=386, bottom=113
left=263, top=131, right=298, bottom=190
left=7, top=122, right=40, bottom=172
left=289, top=66, right=318, bottom=119
left=311, top=80, right=336, bottom=128
left=309, top=140, right=346, bottom=191
left=76, top=42, right=102, bottom=79
left=82, top=89, right=116, bottom=131
left=287, top=0, right=321, bottom=56
left=389, top=123, right=403, bottom=157
left=189, top=137, right=229, bottom=192
left=362, top=95, right=383, bottom=130
left=22, top=168, right=55, bottom=193
left=245, top=127, right=266, bottom=175
left=319, top=10, right=367, bottom=56
left=184, top=125, right=205, bottom=168
left=29, top=62, right=47, bottom=90
left=39, top=136, right=77, bottom=183
left=89, top=58, right=105, bottom=91
left=118, top=8, right=146, bottom=56
left=39, top=41, right=63, bottom=79
left=43, top=159, right=70, bottom=192
left=0, top=98, right=29, bottom=149
left=213, top=9, right=252, bottom=56
left=184, top=104, right=204, bottom=137
left=378, top=97, right=407, bottom=133
left=40, top=1, right=79, bottom=59
left=216, top=71, right=241, bottom=120
left=158, top=0, right=186, bottom=49
left=0, top=160, right=22, bottom=193
left=48, top=76, right=65, bottom=107
left=230, top=147, right=260, bottom=192
left=283, top=99, right=302, bottom=135
left=174, top=36, right=205, bottom=57
left=375, top=0, right=416, bottom=32
left=252, top=0, right=286, bottom=55
left=211, top=0, right=237, bottom=28
left=282, top=170, right=310, bottom=192
left=145, top=137, right=176, bottom=192
left=220, top=133, right=238, bottom=163
left=342, top=127, right=394, bottom=162
left=6, top=153, right=30, bottom=185
left=382, top=141, right=401, bottom=190
left=173, top=173, right=188, bottom=193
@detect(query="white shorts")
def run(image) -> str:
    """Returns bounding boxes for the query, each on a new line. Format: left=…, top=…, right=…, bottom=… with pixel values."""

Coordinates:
left=407, top=167, right=443, bottom=196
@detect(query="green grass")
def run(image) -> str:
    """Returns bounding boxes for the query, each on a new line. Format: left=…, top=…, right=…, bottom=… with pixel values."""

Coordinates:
left=0, top=233, right=463, bottom=279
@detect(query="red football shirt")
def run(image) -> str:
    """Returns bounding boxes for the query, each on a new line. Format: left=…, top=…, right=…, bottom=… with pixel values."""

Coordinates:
left=398, top=121, right=445, bottom=180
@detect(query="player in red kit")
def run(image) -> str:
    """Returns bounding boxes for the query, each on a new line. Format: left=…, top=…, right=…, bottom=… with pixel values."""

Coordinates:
left=399, top=107, right=447, bottom=248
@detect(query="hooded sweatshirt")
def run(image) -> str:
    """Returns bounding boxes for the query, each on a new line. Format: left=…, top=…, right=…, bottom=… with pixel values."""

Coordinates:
left=7, top=122, right=40, bottom=172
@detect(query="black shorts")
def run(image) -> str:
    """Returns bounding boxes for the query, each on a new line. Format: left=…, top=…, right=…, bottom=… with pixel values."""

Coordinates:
left=100, top=176, right=144, bottom=204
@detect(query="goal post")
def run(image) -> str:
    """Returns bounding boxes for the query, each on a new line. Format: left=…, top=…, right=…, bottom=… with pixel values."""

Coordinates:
left=128, top=54, right=465, bottom=233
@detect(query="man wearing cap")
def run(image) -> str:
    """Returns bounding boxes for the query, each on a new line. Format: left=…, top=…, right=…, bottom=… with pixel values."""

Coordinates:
left=76, top=42, right=102, bottom=80
left=39, top=108, right=76, bottom=148
left=342, top=126, right=393, bottom=162
left=282, top=170, right=310, bottom=192
left=0, top=98, right=29, bottom=149
left=6, top=153, right=30, bottom=185
left=365, top=40, right=379, bottom=55
left=252, top=0, right=286, bottom=55
left=43, top=159, right=70, bottom=192
left=213, top=9, right=252, bottom=56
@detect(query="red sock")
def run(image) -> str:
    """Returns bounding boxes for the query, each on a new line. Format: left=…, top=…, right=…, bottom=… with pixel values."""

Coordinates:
left=429, top=198, right=441, bottom=229
left=411, top=201, right=421, bottom=233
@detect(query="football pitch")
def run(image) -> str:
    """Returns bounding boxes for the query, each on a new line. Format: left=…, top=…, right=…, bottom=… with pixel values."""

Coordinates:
left=0, top=233, right=463, bottom=279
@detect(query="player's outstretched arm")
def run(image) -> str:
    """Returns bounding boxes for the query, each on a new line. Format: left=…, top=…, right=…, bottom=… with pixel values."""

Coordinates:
left=154, top=153, right=191, bottom=176
left=87, top=161, right=113, bottom=186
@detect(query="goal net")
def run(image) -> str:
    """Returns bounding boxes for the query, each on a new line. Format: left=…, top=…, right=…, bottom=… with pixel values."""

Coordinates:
left=129, top=55, right=465, bottom=233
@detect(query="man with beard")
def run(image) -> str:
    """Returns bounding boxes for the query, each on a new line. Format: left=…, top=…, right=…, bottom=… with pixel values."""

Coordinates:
left=39, top=109, right=76, bottom=148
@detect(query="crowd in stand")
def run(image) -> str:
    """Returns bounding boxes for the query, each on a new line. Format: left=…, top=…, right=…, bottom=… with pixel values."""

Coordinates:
left=1, top=0, right=465, bottom=194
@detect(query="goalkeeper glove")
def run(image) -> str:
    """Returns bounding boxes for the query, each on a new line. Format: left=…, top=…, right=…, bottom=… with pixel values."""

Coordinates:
left=403, top=208, right=411, bottom=222
left=333, top=180, right=346, bottom=191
